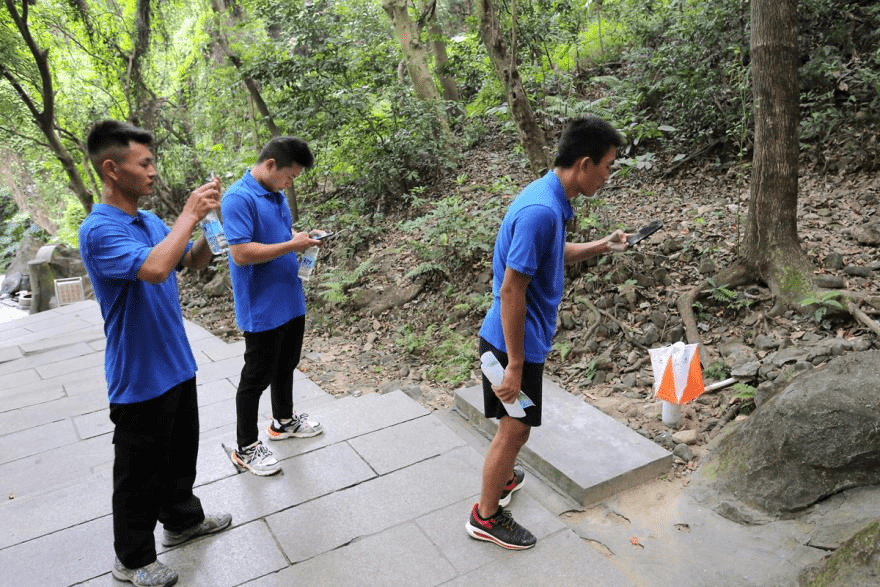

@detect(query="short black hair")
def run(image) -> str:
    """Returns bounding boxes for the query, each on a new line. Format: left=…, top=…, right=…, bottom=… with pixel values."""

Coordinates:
left=256, top=136, right=314, bottom=169
left=86, top=120, right=153, bottom=179
left=553, top=116, right=624, bottom=168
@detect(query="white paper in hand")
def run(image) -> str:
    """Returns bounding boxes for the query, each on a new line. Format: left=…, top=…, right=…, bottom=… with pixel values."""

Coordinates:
left=480, top=351, right=534, bottom=418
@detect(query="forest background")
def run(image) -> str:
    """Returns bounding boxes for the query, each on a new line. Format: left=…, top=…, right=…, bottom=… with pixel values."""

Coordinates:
left=1, top=0, right=880, bottom=413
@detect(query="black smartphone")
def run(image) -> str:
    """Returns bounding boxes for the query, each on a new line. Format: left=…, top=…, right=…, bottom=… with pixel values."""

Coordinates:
left=627, top=220, right=663, bottom=246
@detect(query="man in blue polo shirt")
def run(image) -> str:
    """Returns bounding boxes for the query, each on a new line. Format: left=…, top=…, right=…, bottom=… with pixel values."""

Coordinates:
left=465, top=116, right=628, bottom=550
left=222, top=136, right=326, bottom=476
left=79, top=120, right=232, bottom=587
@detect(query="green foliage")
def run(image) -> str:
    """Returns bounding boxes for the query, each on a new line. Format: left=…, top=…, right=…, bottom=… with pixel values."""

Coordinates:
left=395, top=324, right=473, bottom=386
left=732, top=382, right=756, bottom=414
left=703, top=360, right=728, bottom=381
left=54, top=197, right=88, bottom=248
left=315, top=258, right=375, bottom=306
left=400, top=194, right=501, bottom=276
left=799, top=290, right=844, bottom=323
left=706, top=277, right=753, bottom=313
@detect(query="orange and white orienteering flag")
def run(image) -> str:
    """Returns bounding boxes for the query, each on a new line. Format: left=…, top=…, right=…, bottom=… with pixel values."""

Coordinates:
left=649, top=342, right=705, bottom=405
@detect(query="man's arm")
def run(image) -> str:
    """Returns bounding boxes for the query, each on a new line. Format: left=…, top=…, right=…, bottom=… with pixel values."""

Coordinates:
left=228, top=232, right=320, bottom=267
left=180, top=234, right=214, bottom=271
left=137, top=180, right=220, bottom=283
left=495, top=267, right=531, bottom=404
left=564, top=229, right=628, bottom=264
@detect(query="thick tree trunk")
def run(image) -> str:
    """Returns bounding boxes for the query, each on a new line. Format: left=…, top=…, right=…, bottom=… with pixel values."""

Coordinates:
left=476, top=0, right=549, bottom=176
left=428, top=22, right=459, bottom=101
left=382, top=0, right=440, bottom=102
left=740, top=0, right=811, bottom=310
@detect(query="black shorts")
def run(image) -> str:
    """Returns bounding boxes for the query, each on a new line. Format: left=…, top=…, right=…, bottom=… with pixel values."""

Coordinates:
left=479, top=337, right=544, bottom=427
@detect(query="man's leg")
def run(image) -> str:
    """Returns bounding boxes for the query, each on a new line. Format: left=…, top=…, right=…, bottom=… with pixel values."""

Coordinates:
left=266, top=315, right=323, bottom=439
left=236, top=328, right=282, bottom=448
left=159, top=379, right=204, bottom=532
left=478, top=416, right=531, bottom=519
left=269, top=315, right=305, bottom=421
left=110, top=390, right=180, bottom=568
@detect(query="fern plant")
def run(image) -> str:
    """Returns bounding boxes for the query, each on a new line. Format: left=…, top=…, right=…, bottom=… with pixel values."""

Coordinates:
left=799, top=291, right=844, bottom=323
left=316, top=259, right=375, bottom=305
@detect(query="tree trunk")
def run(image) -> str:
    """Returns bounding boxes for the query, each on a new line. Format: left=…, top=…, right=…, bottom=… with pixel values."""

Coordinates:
left=210, top=0, right=298, bottom=220
left=382, top=0, right=440, bottom=102
left=740, top=0, right=811, bottom=310
left=476, top=0, right=549, bottom=176
left=1, top=0, right=93, bottom=214
left=429, top=21, right=459, bottom=101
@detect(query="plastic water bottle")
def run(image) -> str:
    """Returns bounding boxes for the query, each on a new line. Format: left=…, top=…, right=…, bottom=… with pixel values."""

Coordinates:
left=298, top=246, right=319, bottom=280
left=480, top=351, right=534, bottom=418
left=200, top=209, right=228, bottom=255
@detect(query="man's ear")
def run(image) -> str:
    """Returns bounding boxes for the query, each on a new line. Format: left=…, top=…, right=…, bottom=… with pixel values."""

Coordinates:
left=101, top=158, right=118, bottom=182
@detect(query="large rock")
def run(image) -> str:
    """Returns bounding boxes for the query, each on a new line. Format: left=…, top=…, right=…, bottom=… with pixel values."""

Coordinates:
left=692, top=351, right=880, bottom=521
left=0, top=234, right=44, bottom=296
left=798, top=519, right=880, bottom=587
left=27, top=244, right=92, bottom=313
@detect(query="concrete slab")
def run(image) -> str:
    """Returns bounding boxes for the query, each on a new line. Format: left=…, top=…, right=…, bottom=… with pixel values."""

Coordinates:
left=0, top=434, right=113, bottom=499
left=265, top=446, right=481, bottom=563
left=0, top=514, right=113, bottom=587
left=0, top=473, right=111, bottom=550
left=247, top=522, right=458, bottom=587
left=444, top=528, right=636, bottom=587
left=347, top=415, right=467, bottom=475
left=0, top=391, right=105, bottom=436
left=0, top=340, right=97, bottom=378
left=159, top=520, right=288, bottom=587
left=181, top=442, right=376, bottom=531
left=0, top=417, right=80, bottom=464
left=415, top=494, right=569, bottom=576
left=0, top=344, right=23, bottom=363
left=455, top=378, right=672, bottom=505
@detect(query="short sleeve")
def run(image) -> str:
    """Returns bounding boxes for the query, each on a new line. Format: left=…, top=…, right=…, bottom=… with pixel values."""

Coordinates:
left=504, top=204, right=558, bottom=277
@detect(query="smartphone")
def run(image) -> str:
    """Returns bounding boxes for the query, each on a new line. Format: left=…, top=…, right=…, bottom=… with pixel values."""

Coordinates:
left=627, top=220, right=663, bottom=246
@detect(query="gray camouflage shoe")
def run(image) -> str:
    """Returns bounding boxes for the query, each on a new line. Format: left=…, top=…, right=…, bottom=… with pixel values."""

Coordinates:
left=162, top=512, right=232, bottom=547
left=112, top=557, right=178, bottom=587
left=231, top=440, right=281, bottom=476
left=267, top=412, right=324, bottom=440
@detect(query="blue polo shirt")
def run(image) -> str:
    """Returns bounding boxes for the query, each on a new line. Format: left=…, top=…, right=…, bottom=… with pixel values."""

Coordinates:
left=78, top=204, right=197, bottom=404
left=221, top=169, right=306, bottom=333
left=480, top=171, right=574, bottom=363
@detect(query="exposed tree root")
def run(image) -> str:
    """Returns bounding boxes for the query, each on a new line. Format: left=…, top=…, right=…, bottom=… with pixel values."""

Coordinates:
left=677, top=263, right=880, bottom=349
left=677, top=263, right=755, bottom=345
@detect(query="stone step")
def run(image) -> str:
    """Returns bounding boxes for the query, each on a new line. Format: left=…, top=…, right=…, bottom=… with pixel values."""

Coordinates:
left=455, top=378, right=672, bottom=505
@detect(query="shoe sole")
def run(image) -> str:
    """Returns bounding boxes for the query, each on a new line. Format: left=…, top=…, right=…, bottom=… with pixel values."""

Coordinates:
left=464, top=520, right=536, bottom=550
left=112, top=568, right=179, bottom=587
left=230, top=453, right=282, bottom=476
left=498, top=478, right=524, bottom=508
left=266, top=426, right=324, bottom=440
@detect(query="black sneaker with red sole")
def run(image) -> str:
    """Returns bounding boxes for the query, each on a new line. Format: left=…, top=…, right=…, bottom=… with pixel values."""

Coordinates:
left=465, top=503, right=536, bottom=550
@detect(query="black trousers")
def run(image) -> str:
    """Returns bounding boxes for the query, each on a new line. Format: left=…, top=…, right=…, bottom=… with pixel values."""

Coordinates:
left=109, top=378, right=204, bottom=568
left=236, top=315, right=305, bottom=448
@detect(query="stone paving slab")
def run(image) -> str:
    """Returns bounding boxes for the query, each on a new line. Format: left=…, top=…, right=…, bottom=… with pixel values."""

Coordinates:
left=455, top=378, right=672, bottom=505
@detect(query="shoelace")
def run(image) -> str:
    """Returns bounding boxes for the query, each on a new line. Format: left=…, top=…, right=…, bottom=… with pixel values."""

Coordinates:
left=246, top=442, right=273, bottom=461
left=494, top=509, right=518, bottom=531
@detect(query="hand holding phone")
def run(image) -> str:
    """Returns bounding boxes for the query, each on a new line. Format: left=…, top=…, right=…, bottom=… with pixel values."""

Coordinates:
left=627, top=220, right=663, bottom=246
